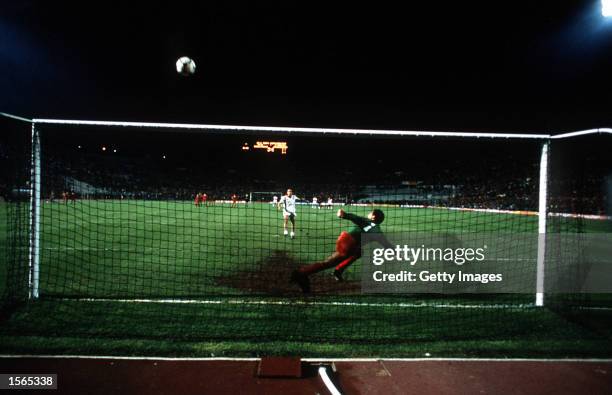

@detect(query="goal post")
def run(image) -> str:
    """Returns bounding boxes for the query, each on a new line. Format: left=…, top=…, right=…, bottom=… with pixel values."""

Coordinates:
left=1, top=112, right=610, bottom=346
left=535, top=142, right=549, bottom=307
left=24, top=118, right=557, bottom=304
left=28, top=122, right=41, bottom=299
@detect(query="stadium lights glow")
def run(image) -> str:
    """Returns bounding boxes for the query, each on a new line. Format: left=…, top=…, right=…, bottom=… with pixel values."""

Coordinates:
left=162, top=155, right=166, bottom=159
left=101, top=146, right=107, bottom=151
left=113, top=149, right=117, bottom=153
left=603, top=0, right=612, bottom=17
left=77, top=145, right=81, bottom=149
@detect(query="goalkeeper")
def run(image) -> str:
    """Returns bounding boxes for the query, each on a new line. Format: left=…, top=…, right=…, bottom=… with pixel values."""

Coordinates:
left=291, top=208, right=392, bottom=293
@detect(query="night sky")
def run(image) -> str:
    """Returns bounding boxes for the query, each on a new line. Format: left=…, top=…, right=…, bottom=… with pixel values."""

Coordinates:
left=2, top=0, right=612, bottom=132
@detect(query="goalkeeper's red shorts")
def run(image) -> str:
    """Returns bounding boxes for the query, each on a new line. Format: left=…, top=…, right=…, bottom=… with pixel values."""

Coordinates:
left=336, top=231, right=358, bottom=256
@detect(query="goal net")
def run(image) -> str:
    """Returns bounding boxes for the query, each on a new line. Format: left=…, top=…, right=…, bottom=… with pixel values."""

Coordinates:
left=1, top=114, right=610, bottom=351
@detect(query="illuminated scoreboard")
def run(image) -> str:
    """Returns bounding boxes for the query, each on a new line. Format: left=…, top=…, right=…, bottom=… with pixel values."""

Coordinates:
left=242, top=141, right=288, bottom=154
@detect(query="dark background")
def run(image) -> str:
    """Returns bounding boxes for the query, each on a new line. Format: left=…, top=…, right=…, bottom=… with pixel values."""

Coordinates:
left=2, top=0, right=612, bottom=132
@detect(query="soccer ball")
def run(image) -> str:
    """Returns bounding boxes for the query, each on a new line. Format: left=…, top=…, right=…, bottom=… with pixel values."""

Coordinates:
left=176, top=56, right=196, bottom=76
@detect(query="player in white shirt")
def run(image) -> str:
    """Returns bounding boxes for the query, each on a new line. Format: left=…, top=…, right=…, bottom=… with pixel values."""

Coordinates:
left=326, top=196, right=333, bottom=209
left=278, top=188, right=298, bottom=238
left=312, top=196, right=320, bottom=209
left=271, top=195, right=278, bottom=206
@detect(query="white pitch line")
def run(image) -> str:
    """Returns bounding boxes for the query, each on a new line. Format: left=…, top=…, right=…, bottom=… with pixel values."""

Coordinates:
left=1, top=355, right=611, bottom=363
left=575, top=306, right=612, bottom=311
left=21, top=247, right=210, bottom=252
left=308, top=358, right=612, bottom=363
left=61, top=298, right=612, bottom=311
left=32, top=249, right=538, bottom=262
left=65, top=297, right=535, bottom=310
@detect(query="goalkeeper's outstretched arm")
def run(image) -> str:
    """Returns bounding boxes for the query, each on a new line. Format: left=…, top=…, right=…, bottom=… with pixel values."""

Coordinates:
left=337, top=208, right=393, bottom=248
left=337, top=209, right=369, bottom=227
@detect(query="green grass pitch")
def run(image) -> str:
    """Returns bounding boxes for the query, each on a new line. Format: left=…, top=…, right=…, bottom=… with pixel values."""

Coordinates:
left=1, top=201, right=611, bottom=357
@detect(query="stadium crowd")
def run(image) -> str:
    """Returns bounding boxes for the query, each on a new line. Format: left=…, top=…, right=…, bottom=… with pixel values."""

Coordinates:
left=23, top=150, right=608, bottom=215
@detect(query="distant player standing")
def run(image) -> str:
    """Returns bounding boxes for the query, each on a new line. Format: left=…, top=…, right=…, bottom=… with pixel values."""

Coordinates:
left=231, top=193, right=238, bottom=208
left=194, top=192, right=202, bottom=207
left=278, top=188, right=298, bottom=238
left=271, top=195, right=278, bottom=206
left=202, top=193, right=208, bottom=207
left=312, top=196, right=320, bottom=209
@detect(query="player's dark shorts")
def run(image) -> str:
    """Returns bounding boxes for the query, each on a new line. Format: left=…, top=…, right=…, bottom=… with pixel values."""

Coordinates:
left=336, top=231, right=358, bottom=256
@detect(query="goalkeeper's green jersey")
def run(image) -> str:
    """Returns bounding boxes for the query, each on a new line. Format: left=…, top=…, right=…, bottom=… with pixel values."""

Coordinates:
left=343, top=212, right=392, bottom=248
